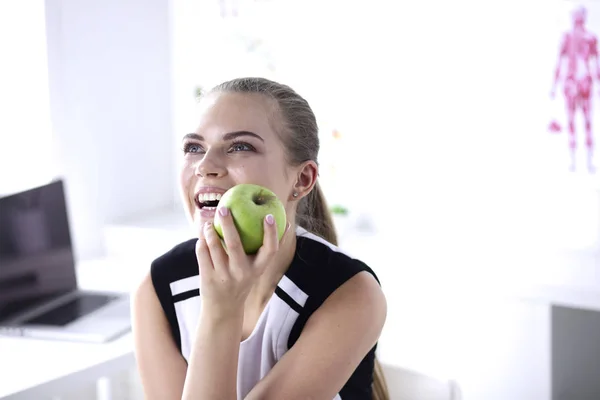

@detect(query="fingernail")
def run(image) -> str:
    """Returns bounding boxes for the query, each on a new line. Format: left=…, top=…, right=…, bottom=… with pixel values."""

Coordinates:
left=205, top=221, right=212, bottom=228
left=219, top=207, right=229, bottom=217
left=265, top=214, right=275, bottom=225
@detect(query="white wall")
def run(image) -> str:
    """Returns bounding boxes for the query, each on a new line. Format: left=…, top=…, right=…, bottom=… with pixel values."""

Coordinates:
left=44, top=0, right=176, bottom=259
left=0, top=0, right=55, bottom=196
left=287, top=0, right=600, bottom=292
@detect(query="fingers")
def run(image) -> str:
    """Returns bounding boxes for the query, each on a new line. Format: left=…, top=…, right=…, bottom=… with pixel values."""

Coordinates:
left=198, top=209, right=294, bottom=282
left=195, top=227, right=214, bottom=278
left=215, top=207, right=246, bottom=267
left=255, top=216, right=290, bottom=271
left=203, top=220, right=228, bottom=277
left=263, top=214, right=279, bottom=252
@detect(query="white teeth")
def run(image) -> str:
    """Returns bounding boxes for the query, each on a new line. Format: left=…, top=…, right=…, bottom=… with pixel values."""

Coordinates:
left=197, top=193, right=223, bottom=202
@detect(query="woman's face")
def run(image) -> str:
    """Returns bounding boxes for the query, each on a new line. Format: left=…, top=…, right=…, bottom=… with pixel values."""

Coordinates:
left=179, top=92, right=296, bottom=227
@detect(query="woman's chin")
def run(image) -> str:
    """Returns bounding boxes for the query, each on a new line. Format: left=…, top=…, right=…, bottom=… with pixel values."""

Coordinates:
left=190, top=207, right=217, bottom=228
left=198, top=206, right=217, bottom=219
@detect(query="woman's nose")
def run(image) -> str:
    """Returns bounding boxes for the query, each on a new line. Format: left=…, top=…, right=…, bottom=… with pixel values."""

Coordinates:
left=195, top=151, right=226, bottom=178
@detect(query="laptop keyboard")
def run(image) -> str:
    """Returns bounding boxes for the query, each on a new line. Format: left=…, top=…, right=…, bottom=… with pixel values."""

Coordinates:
left=21, top=293, right=118, bottom=327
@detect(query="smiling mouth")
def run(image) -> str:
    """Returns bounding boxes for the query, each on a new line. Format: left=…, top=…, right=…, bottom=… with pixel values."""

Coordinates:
left=195, top=193, right=223, bottom=210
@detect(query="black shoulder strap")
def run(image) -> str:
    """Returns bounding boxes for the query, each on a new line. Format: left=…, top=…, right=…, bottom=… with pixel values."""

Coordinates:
left=286, top=237, right=380, bottom=349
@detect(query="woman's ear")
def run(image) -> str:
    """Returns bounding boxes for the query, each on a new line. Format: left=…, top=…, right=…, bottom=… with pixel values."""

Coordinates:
left=290, top=160, right=318, bottom=201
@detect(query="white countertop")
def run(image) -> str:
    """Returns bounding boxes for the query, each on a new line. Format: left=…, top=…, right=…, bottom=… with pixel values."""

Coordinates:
left=0, top=255, right=145, bottom=400
left=0, top=333, right=134, bottom=399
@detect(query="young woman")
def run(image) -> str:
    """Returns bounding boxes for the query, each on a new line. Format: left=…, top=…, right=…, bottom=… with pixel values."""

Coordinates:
left=131, top=77, right=389, bottom=400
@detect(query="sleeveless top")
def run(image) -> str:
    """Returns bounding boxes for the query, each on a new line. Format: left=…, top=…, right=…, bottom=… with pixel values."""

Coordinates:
left=150, top=227, right=380, bottom=400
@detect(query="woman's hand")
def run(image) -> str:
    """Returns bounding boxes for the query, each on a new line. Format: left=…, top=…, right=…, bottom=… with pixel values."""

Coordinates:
left=195, top=207, right=288, bottom=317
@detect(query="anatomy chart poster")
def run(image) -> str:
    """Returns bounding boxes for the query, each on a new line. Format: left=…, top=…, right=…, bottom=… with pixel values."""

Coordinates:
left=544, top=1, right=600, bottom=182
left=529, top=1, right=600, bottom=251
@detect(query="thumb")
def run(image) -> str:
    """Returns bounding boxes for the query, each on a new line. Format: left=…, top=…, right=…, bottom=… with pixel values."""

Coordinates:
left=254, top=222, right=292, bottom=273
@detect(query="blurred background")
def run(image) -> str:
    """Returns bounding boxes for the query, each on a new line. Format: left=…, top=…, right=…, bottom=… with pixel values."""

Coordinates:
left=1, top=0, right=600, bottom=399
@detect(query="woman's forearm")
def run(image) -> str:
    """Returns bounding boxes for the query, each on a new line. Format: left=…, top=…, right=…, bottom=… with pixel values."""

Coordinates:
left=182, top=307, right=244, bottom=400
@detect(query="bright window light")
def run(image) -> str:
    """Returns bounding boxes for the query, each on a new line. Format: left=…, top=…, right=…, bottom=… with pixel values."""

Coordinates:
left=0, top=0, right=56, bottom=196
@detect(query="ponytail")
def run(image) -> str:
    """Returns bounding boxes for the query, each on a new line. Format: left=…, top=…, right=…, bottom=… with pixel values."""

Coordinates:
left=372, top=358, right=391, bottom=400
left=297, top=181, right=391, bottom=400
left=296, top=181, right=337, bottom=245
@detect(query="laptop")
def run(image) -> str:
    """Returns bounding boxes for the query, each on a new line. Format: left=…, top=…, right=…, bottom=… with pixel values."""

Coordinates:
left=0, top=179, right=131, bottom=343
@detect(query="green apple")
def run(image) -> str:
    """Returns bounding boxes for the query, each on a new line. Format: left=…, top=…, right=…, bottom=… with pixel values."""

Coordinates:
left=213, top=183, right=287, bottom=254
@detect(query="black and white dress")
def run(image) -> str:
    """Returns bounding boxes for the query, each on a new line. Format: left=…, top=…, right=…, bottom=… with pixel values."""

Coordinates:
left=151, top=226, right=381, bottom=400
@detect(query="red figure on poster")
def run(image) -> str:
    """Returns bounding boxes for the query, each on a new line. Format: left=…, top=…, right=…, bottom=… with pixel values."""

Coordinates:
left=551, top=6, right=600, bottom=173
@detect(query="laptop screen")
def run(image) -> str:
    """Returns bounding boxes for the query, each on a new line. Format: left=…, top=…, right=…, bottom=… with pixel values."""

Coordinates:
left=0, top=179, right=77, bottom=321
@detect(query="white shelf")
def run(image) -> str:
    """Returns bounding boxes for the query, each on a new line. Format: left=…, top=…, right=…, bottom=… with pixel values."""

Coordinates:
left=103, top=207, right=380, bottom=259
left=103, top=207, right=194, bottom=259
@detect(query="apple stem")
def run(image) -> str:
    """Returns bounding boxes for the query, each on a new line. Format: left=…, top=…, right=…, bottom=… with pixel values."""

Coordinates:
left=252, top=194, right=271, bottom=206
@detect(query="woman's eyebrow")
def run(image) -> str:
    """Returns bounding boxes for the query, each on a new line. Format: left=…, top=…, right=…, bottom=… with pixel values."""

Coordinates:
left=182, top=131, right=264, bottom=142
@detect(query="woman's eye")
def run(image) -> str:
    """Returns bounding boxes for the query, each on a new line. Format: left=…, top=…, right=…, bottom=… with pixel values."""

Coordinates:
left=229, top=142, right=255, bottom=152
left=183, top=143, right=203, bottom=154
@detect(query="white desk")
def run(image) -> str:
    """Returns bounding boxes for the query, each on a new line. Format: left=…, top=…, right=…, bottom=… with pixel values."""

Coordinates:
left=0, top=334, right=134, bottom=400
left=0, top=257, right=147, bottom=400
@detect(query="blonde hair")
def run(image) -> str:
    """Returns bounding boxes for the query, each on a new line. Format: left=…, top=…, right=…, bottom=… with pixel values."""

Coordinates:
left=208, top=77, right=390, bottom=400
